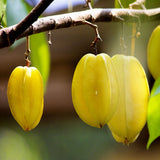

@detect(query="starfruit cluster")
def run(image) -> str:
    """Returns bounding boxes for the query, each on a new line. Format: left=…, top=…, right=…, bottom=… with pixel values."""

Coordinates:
left=72, top=53, right=150, bottom=144
left=7, top=66, right=44, bottom=131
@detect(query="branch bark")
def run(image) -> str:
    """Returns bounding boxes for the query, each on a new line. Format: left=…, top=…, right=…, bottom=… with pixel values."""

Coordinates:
left=1, top=7, right=160, bottom=49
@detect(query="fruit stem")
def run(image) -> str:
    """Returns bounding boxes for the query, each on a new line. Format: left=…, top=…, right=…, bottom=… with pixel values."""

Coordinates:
left=48, top=30, right=52, bottom=45
left=131, top=23, right=136, bottom=56
left=25, top=36, right=31, bottom=67
left=120, top=22, right=126, bottom=55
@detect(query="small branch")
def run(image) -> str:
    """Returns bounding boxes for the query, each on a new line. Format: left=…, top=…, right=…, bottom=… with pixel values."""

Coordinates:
left=1, top=7, right=160, bottom=49
left=85, top=0, right=101, bottom=53
left=85, top=0, right=93, bottom=10
left=76, top=20, right=102, bottom=53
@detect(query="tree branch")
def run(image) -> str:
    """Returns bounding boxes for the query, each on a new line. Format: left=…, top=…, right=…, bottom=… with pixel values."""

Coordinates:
left=0, top=0, right=54, bottom=48
left=1, top=7, right=160, bottom=49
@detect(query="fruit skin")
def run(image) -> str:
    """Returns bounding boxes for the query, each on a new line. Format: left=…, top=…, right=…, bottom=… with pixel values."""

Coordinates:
left=7, top=66, right=44, bottom=131
left=107, top=55, right=150, bottom=144
left=147, top=25, right=160, bottom=79
left=72, top=53, right=119, bottom=128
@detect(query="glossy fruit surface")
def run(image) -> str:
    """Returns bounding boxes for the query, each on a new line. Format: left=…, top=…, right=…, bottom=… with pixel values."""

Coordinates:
left=7, top=66, right=44, bottom=131
left=147, top=25, right=160, bottom=79
left=108, top=55, right=150, bottom=144
left=72, top=53, right=119, bottom=128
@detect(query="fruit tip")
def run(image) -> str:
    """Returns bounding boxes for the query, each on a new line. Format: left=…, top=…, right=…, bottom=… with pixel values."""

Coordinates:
left=146, top=141, right=151, bottom=150
left=24, top=127, right=30, bottom=132
left=123, top=138, right=130, bottom=146
left=99, top=123, right=103, bottom=128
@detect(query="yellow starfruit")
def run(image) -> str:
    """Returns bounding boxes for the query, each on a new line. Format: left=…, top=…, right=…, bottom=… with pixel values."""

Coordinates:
left=107, top=55, right=150, bottom=144
left=72, top=53, right=119, bottom=128
left=147, top=25, right=160, bottom=79
left=7, top=66, right=44, bottom=131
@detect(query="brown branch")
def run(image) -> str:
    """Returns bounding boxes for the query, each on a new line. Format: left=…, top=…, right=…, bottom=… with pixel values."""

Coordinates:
left=1, top=7, right=160, bottom=49
left=0, top=0, right=54, bottom=48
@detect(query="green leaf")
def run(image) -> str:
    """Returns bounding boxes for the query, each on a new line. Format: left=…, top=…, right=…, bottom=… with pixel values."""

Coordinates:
left=145, top=0, right=160, bottom=9
left=114, top=0, right=135, bottom=8
left=147, top=76, right=160, bottom=149
left=0, top=0, right=7, bottom=27
left=30, top=32, right=50, bottom=93
left=6, top=0, right=29, bottom=47
left=91, top=0, right=95, bottom=6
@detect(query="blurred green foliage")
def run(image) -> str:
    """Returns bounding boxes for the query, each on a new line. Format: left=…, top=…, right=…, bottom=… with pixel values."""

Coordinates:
left=0, top=0, right=7, bottom=26
left=0, top=117, right=116, bottom=160
left=30, top=33, right=50, bottom=92
left=145, top=0, right=160, bottom=9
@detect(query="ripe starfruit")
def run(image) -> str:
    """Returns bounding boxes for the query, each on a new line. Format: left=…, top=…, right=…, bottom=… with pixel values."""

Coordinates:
left=147, top=25, right=160, bottom=79
left=107, top=55, right=150, bottom=144
left=7, top=66, right=44, bottom=131
left=72, top=53, right=119, bottom=128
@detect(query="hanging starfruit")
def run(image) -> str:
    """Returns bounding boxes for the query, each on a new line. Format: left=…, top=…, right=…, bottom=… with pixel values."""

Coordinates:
left=107, top=55, right=150, bottom=144
left=72, top=53, right=119, bottom=128
left=7, top=66, right=44, bottom=131
left=147, top=25, right=160, bottom=79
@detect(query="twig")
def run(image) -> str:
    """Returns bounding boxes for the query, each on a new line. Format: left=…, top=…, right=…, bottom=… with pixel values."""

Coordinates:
left=129, top=0, right=146, bottom=10
left=85, top=0, right=93, bottom=10
left=85, top=0, right=101, bottom=53
left=118, top=0, right=124, bottom=8
left=1, top=8, right=160, bottom=49
left=76, top=20, right=102, bottom=52
left=48, top=30, right=52, bottom=45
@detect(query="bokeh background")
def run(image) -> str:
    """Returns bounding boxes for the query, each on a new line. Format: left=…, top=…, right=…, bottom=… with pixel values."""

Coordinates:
left=0, top=0, right=160, bottom=159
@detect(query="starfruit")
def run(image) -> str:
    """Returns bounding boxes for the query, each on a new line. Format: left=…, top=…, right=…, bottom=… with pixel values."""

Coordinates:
left=7, top=66, right=44, bottom=131
left=107, top=55, right=150, bottom=144
left=72, top=53, right=119, bottom=128
left=147, top=25, right=160, bottom=79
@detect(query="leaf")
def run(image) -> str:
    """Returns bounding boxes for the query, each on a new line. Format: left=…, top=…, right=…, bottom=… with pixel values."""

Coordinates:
left=6, top=0, right=29, bottom=47
left=114, top=0, right=135, bottom=8
left=30, top=32, right=50, bottom=93
left=91, top=0, right=95, bottom=6
left=0, top=0, right=7, bottom=27
left=145, top=0, right=160, bottom=9
left=147, top=76, right=160, bottom=149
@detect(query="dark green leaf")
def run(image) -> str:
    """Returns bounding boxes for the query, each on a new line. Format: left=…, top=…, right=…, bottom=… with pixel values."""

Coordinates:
left=0, top=0, right=7, bottom=27
left=30, top=32, right=50, bottom=93
left=147, top=76, right=160, bottom=149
